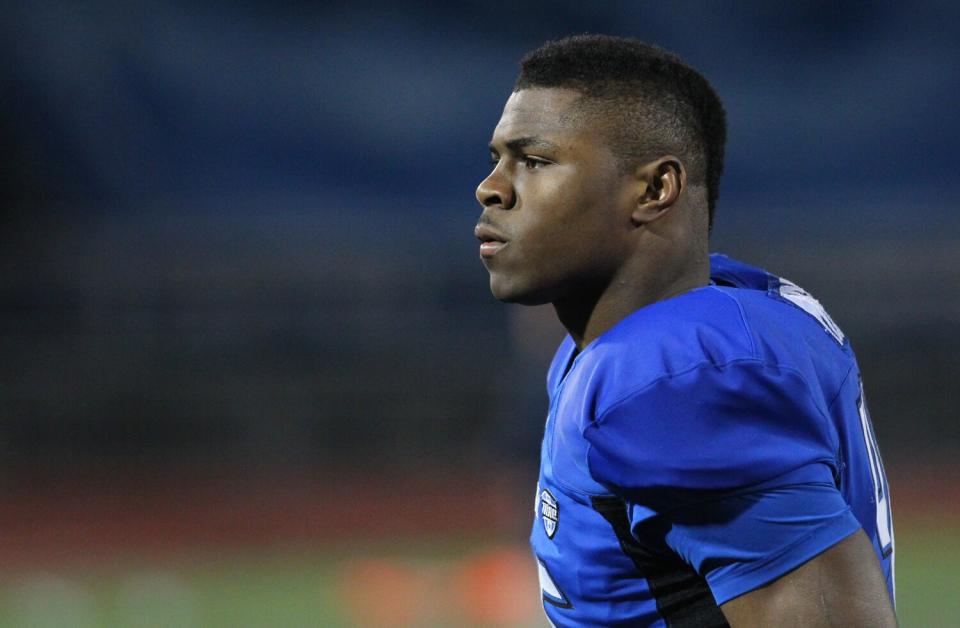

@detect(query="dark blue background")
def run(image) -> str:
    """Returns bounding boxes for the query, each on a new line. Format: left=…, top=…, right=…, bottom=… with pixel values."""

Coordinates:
left=1, top=1, right=957, bottom=475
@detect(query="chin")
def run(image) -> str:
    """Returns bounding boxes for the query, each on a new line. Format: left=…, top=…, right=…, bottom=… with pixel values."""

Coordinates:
left=489, top=275, right=552, bottom=305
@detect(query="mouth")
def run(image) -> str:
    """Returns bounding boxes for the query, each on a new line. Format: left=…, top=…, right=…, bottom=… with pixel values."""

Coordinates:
left=479, top=240, right=507, bottom=258
left=474, top=224, right=509, bottom=259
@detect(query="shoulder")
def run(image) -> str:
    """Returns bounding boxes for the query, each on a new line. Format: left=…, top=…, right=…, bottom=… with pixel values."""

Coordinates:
left=577, top=274, right=857, bottom=492
left=576, top=286, right=769, bottom=417
left=711, top=252, right=852, bottom=355
left=580, top=289, right=848, bottom=492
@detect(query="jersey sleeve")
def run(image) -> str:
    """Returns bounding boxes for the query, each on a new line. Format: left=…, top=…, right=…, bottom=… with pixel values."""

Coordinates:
left=635, top=466, right=862, bottom=604
left=584, top=358, right=862, bottom=603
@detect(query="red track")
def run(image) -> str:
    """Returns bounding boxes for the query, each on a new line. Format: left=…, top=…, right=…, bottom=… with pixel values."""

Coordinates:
left=0, top=464, right=955, bottom=570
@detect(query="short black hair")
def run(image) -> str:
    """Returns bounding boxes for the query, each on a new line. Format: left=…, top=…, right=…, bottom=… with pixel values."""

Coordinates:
left=515, top=35, right=726, bottom=229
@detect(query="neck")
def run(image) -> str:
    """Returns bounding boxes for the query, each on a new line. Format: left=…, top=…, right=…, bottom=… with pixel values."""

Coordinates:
left=553, top=252, right=709, bottom=351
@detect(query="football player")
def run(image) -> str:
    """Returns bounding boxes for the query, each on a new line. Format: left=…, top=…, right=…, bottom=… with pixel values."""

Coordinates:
left=475, top=35, right=895, bottom=627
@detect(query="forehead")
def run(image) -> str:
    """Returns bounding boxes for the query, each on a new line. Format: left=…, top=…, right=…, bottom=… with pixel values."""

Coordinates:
left=491, top=88, right=586, bottom=142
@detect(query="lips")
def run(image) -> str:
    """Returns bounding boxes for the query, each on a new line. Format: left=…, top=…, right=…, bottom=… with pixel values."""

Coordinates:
left=475, top=223, right=509, bottom=259
left=479, top=241, right=506, bottom=258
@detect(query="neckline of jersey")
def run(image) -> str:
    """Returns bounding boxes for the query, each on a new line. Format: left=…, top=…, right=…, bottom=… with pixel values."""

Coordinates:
left=554, top=284, right=717, bottom=390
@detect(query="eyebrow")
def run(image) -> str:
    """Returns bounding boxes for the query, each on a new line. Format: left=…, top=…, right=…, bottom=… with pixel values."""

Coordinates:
left=489, top=136, right=561, bottom=154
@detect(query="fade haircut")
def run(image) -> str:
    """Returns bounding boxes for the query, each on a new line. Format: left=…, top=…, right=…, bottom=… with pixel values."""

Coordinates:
left=515, top=35, right=726, bottom=229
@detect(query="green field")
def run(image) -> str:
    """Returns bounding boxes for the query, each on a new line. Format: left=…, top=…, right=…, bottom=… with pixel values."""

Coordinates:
left=894, top=519, right=960, bottom=627
left=1, top=520, right=956, bottom=627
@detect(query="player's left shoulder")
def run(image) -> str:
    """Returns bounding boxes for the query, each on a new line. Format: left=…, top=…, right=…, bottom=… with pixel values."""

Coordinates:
left=710, top=252, right=852, bottom=354
left=719, top=273, right=856, bottom=370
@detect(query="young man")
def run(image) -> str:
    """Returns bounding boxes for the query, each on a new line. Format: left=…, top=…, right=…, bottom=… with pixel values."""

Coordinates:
left=474, top=35, right=896, bottom=627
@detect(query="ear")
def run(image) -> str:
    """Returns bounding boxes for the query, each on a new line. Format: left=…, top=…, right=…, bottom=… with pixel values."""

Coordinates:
left=631, top=157, right=685, bottom=226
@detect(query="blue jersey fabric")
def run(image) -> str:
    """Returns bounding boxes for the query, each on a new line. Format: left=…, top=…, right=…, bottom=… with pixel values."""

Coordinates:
left=531, top=254, right=894, bottom=627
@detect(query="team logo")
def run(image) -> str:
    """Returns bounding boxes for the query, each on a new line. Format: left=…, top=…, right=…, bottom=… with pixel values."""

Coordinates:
left=540, top=488, right=559, bottom=539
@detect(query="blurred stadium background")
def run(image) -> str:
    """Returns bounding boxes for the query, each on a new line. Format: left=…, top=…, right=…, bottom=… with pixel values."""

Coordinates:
left=1, top=1, right=958, bottom=626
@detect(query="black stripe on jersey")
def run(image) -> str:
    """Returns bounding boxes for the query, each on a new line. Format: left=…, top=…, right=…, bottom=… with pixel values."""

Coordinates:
left=590, top=495, right=730, bottom=628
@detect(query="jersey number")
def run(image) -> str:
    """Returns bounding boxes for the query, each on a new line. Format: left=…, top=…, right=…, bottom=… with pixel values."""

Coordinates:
left=857, top=382, right=894, bottom=556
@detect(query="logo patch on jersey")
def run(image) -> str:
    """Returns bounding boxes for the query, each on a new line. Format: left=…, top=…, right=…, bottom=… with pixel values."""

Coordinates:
left=540, top=489, right=559, bottom=539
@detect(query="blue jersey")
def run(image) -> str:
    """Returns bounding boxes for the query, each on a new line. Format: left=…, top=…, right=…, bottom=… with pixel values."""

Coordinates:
left=531, top=254, right=894, bottom=627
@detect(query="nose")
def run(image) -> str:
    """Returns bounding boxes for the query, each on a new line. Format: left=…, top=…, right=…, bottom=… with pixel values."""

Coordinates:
left=475, top=165, right=515, bottom=210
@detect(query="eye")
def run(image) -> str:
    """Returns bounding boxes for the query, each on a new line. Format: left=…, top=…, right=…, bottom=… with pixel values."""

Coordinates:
left=489, top=155, right=500, bottom=166
left=523, top=156, right=550, bottom=170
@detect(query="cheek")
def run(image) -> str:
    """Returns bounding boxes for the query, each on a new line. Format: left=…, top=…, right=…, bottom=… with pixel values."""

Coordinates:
left=508, top=167, right=626, bottom=268
left=519, top=178, right=617, bottom=254
left=517, top=176, right=587, bottom=234
left=509, top=212, right=602, bottom=289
